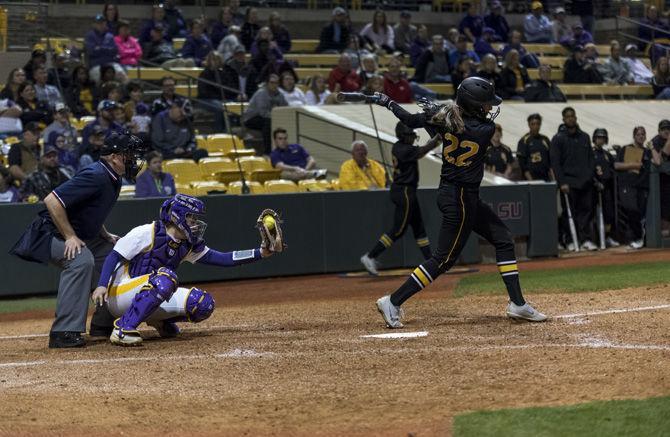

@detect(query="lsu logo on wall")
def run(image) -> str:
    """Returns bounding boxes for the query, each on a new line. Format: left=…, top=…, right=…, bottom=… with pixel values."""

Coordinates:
left=486, top=201, right=523, bottom=220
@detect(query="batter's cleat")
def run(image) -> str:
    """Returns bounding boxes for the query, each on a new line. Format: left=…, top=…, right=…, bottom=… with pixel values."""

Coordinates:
left=376, top=295, right=404, bottom=328
left=148, top=320, right=181, bottom=338
left=506, top=302, right=547, bottom=322
left=360, top=254, right=379, bottom=276
left=606, top=237, right=620, bottom=248
left=629, top=239, right=644, bottom=250
left=581, top=240, right=598, bottom=251
left=110, top=326, right=143, bottom=346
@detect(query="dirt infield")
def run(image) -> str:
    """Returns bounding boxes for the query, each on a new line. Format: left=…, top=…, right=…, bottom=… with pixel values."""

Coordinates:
left=1, top=250, right=669, bottom=436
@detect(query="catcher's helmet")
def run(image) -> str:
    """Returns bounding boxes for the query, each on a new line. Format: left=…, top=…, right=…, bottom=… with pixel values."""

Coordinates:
left=395, top=122, right=417, bottom=144
left=456, top=77, right=502, bottom=120
left=592, top=128, right=608, bottom=143
left=160, top=194, right=207, bottom=244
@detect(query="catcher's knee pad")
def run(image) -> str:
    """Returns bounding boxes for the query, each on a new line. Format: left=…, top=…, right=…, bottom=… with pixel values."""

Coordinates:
left=185, top=288, right=215, bottom=323
left=148, top=267, right=179, bottom=301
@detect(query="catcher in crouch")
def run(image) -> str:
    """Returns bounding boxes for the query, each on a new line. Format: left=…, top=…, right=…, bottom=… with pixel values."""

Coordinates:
left=91, top=194, right=284, bottom=346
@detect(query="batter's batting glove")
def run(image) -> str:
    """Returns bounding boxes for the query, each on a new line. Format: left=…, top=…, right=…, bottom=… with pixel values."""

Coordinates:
left=370, top=92, right=393, bottom=109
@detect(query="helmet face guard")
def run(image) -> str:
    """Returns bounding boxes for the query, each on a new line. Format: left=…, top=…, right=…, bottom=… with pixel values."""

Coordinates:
left=160, top=194, right=207, bottom=244
left=101, top=132, right=147, bottom=182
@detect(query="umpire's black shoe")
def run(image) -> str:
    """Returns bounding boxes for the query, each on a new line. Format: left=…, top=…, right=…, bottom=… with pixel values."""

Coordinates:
left=48, top=331, right=85, bottom=348
left=89, top=324, right=113, bottom=337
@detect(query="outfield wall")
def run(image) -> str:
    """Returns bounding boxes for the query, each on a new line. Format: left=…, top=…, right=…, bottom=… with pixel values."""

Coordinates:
left=0, top=183, right=556, bottom=297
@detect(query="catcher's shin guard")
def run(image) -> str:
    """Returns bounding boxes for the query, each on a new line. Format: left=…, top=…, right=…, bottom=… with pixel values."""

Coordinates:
left=184, top=288, right=215, bottom=323
left=117, top=267, right=178, bottom=331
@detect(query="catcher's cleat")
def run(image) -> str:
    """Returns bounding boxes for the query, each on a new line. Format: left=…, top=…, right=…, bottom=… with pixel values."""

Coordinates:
left=506, top=302, right=547, bottom=322
left=148, top=320, right=181, bottom=338
left=376, top=295, right=404, bottom=328
left=110, top=322, right=143, bottom=346
left=360, top=254, right=379, bottom=276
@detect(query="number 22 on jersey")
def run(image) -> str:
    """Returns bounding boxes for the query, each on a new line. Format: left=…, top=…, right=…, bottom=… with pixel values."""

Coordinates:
left=442, top=133, right=480, bottom=167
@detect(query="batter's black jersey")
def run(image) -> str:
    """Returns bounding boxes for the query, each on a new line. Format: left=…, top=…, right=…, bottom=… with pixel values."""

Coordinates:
left=593, top=147, right=615, bottom=183
left=485, top=143, right=515, bottom=173
left=390, top=103, right=495, bottom=187
left=391, top=141, right=421, bottom=187
left=516, top=133, right=552, bottom=181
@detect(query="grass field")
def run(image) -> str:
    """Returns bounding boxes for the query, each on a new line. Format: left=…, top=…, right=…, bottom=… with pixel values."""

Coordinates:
left=454, top=396, right=670, bottom=437
left=455, top=261, right=670, bottom=297
left=0, top=296, right=56, bottom=314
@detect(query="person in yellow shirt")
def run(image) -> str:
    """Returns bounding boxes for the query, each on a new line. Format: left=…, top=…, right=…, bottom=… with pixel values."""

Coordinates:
left=338, top=140, right=386, bottom=190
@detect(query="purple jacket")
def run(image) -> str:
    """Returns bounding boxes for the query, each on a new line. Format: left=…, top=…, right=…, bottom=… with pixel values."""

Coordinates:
left=180, top=34, right=214, bottom=66
left=134, top=170, right=176, bottom=198
left=85, top=29, right=119, bottom=68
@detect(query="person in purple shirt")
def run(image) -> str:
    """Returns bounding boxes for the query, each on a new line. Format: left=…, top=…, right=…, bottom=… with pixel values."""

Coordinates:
left=474, top=27, right=501, bottom=59
left=269, top=128, right=327, bottom=181
left=449, top=35, right=480, bottom=70
left=502, top=30, right=540, bottom=68
left=135, top=151, right=176, bottom=198
left=85, top=14, right=124, bottom=84
left=561, top=24, right=593, bottom=50
left=459, top=3, right=484, bottom=42
left=139, top=4, right=171, bottom=45
left=484, top=1, right=510, bottom=42
left=180, top=18, right=213, bottom=67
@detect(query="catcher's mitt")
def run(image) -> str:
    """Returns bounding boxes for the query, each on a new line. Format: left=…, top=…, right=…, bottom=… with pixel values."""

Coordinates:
left=256, top=209, right=286, bottom=253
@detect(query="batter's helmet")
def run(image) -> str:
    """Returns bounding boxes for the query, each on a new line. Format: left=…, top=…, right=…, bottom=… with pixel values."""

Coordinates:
left=592, top=128, right=608, bottom=143
left=395, top=122, right=417, bottom=144
left=456, top=77, right=502, bottom=120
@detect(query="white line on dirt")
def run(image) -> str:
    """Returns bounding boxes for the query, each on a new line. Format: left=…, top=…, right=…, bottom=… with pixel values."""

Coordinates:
left=0, top=333, right=49, bottom=340
left=361, top=331, right=429, bottom=339
left=555, top=304, right=670, bottom=319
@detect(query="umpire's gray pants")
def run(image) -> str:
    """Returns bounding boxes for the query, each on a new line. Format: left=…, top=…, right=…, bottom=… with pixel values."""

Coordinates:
left=49, top=236, right=113, bottom=333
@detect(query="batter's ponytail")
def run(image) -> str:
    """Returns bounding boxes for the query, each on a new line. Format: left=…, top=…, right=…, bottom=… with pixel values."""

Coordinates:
left=430, top=100, right=465, bottom=134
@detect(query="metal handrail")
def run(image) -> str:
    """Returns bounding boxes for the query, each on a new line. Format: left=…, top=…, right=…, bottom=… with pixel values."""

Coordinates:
left=616, top=15, right=670, bottom=49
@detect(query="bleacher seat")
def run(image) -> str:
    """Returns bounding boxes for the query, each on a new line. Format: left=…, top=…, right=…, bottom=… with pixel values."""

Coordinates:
left=164, top=159, right=202, bottom=185
left=226, top=148, right=256, bottom=159
left=239, top=156, right=273, bottom=174
left=298, top=179, right=332, bottom=192
left=175, top=183, right=197, bottom=196
left=198, top=157, right=235, bottom=180
left=192, top=181, right=227, bottom=196
left=330, top=179, right=340, bottom=191
left=227, top=180, right=264, bottom=194
left=205, top=134, right=244, bottom=153
left=195, top=134, right=207, bottom=149
left=264, top=179, right=300, bottom=194
left=249, top=169, right=282, bottom=183
left=119, top=185, right=135, bottom=198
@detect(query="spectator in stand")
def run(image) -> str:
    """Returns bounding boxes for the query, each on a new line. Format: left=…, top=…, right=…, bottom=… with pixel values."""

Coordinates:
left=210, top=6, right=234, bottom=49
left=524, top=1, right=552, bottom=43
left=358, top=54, right=379, bottom=83
left=476, top=53, right=502, bottom=84
left=42, top=103, right=78, bottom=155
left=451, top=56, right=477, bottom=89
left=197, top=51, right=227, bottom=131
left=17, top=82, right=52, bottom=126
left=409, top=24, right=430, bottom=67
left=551, top=107, right=597, bottom=251
left=517, top=113, right=554, bottom=182
left=251, top=39, right=294, bottom=85
left=279, top=71, right=307, bottom=107
left=32, top=65, right=63, bottom=111
left=123, top=81, right=148, bottom=122
left=139, top=4, right=170, bottom=45
left=623, top=44, right=653, bottom=84
left=343, top=35, right=372, bottom=70
left=614, top=126, right=653, bottom=249
left=129, top=103, right=151, bottom=141
left=448, top=34, right=480, bottom=71
left=8, top=122, right=42, bottom=182
left=584, top=43, right=599, bottom=62
left=484, top=1, right=510, bottom=42
left=573, top=0, right=595, bottom=36
left=81, top=100, right=124, bottom=155
left=0, top=98, right=23, bottom=136
left=49, top=51, right=74, bottom=90
left=151, top=76, right=181, bottom=116
left=99, top=80, right=123, bottom=103
left=85, top=14, right=124, bottom=84
left=393, top=11, right=417, bottom=55
left=250, top=26, right=283, bottom=59
left=599, top=42, right=633, bottom=85
left=524, top=64, right=566, bottom=102
left=502, top=30, right=540, bottom=68
left=0, top=166, right=20, bottom=203
left=552, top=7, right=572, bottom=46
left=360, top=10, right=395, bottom=54
left=444, top=27, right=460, bottom=52
left=268, top=12, right=291, bottom=54
left=242, top=74, right=287, bottom=154
left=228, top=0, right=244, bottom=25
left=163, top=0, right=187, bottom=40
left=485, top=123, right=514, bottom=179
left=339, top=140, right=386, bottom=190
left=0, top=68, right=26, bottom=101
left=591, top=128, right=620, bottom=248
left=317, top=7, right=350, bottom=54
left=66, top=66, right=97, bottom=117
left=638, top=6, right=670, bottom=50
left=134, top=151, right=176, bottom=198
left=240, top=7, right=260, bottom=52
left=561, top=24, right=593, bottom=50
left=218, top=25, right=242, bottom=61
left=270, top=128, right=327, bottom=181
left=114, top=20, right=142, bottom=67
left=564, top=45, right=603, bottom=84
left=651, top=56, right=670, bottom=99
left=305, top=74, right=334, bottom=105
left=181, top=18, right=213, bottom=67
left=459, top=3, right=484, bottom=43
left=474, top=27, right=501, bottom=59
left=21, top=143, right=73, bottom=201
left=78, top=124, right=106, bottom=168
left=23, top=49, right=47, bottom=85
left=413, top=34, right=450, bottom=84
left=143, top=22, right=185, bottom=69
left=384, top=57, right=413, bottom=103
left=152, top=99, right=207, bottom=161
left=103, top=3, right=120, bottom=35
left=328, top=54, right=363, bottom=92
left=362, top=74, right=384, bottom=95
left=650, top=120, right=670, bottom=224
left=221, top=45, right=257, bottom=101
left=498, top=49, right=529, bottom=100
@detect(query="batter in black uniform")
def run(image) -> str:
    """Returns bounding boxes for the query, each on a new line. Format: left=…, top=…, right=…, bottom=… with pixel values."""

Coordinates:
left=592, top=128, right=620, bottom=248
left=516, top=113, right=554, bottom=182
left=360, top=122, right=441, bottom=275
left=372, top=77, right=547, bottom=328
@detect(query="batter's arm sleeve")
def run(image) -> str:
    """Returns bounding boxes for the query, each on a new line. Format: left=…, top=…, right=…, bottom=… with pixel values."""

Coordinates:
left=97, top=250, right=126, bottom=288
left=388, top=101, right=427, bottom=128
left=196, top=248, right=262, bottom=266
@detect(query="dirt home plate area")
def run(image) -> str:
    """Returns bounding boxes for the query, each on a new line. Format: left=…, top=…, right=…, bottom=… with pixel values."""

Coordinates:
left=1, top=252, right=669, bottom=436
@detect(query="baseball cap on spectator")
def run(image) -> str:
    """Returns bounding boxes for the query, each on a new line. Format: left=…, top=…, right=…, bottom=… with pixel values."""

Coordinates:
left=54, top=102, right=70, bottom=113
left=659, top=119, right=670, bottom=130
left=573, top=45, right=585, bottom=53
left=491, top=1, right=502, bottom=9
left=152, top=22, right=166, bottom=32
left=531, top=1, right=543, bottom=10
left=42, top=144, right=59, bottom=157
left=332, top=6, right=346, bottom=16
left=400, top=10, right=411, bottom=18
left=90, top=125, right=106, bottom=137
left=573, top=24, right=583, bottom=30
left=23, top=121, right=41, bottom=135
left=229, top=25, right=241, bottom=33
left=94, top=13, right=105, bottom=22
left=625, top=43, right=637, bottom=53
left=97, top=99, right=118, bottom=112
left=482, top=27, right=495, bottom=35
left=554, top=6, right=565, bottom=14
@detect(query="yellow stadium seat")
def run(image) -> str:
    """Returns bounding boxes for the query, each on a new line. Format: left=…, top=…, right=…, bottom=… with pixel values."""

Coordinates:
left=198, top=157, right=235, bottom=180
left=330, top=179, right=340, bottom=191
left=196, top=134, right=207, bottom=149
left=192, top=181, right=227, bottom=196
left=175, top=183, right=197, bottom=196
left=164, top=159, right=202, bottom=185
left=249, top=169, right=282, bottom=183
left=298, top=179, right=331, bottom=192
left=205, top=134, right=244, bottom=153
left=226, top=180, right=264, bottom=194
left=225, top=148, right=256, bottom=159
left=239, top=156, right=273, bottom=174
left=4, top=136, right=19, bottom=145
left=119, top=185, right=135, bottom=198
left=79, top=115, right=96, bottom=126
left=264, top=179, right=300, bottom=194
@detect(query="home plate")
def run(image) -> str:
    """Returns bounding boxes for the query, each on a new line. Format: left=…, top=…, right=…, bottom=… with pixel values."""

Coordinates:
left=361, top=331, right=429, bottom=339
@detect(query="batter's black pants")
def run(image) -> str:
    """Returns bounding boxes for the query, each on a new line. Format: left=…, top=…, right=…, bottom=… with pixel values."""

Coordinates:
left=368, top=185, right=431, bottom=260
left=559, top=185, right=594, bottom=246
left=390, top=183, right=525, bottom=307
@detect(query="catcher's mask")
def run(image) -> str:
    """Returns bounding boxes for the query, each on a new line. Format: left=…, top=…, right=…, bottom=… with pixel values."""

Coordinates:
left=100, top=131, right=146, bottom=182
left=160, top=194, right=207, bottom=244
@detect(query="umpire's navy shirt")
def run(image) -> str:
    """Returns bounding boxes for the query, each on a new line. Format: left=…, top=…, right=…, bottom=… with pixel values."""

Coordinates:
left=51, top=159, right=121, bottom=241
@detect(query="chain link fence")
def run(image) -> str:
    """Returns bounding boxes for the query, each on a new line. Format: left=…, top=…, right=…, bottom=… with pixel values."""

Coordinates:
left=0, top=2, right=47, bottom=51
